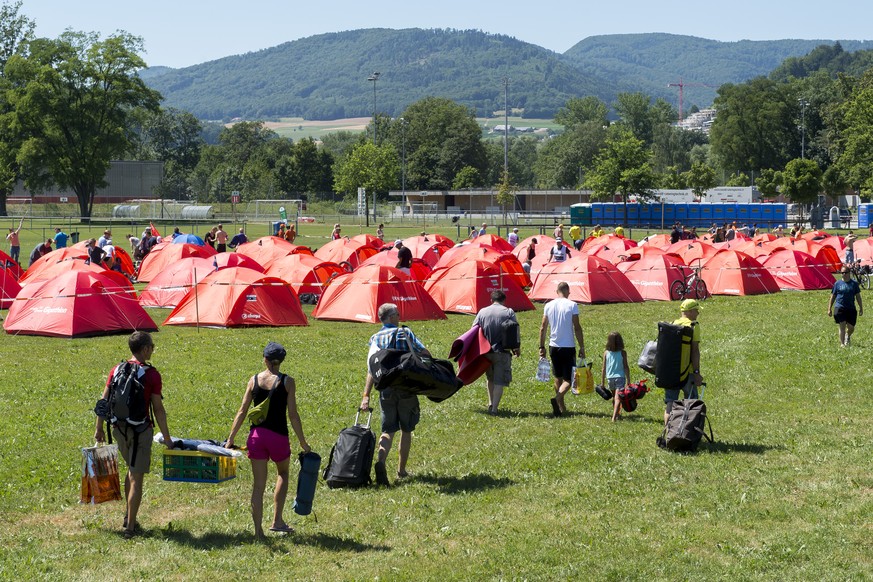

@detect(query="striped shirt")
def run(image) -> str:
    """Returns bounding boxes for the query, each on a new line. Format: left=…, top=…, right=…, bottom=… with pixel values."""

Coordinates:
left=367, top=324, right=425, bottom=360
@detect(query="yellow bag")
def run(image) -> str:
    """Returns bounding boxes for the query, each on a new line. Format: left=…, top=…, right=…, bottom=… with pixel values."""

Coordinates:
left=575, top=359, right=594, bottom=394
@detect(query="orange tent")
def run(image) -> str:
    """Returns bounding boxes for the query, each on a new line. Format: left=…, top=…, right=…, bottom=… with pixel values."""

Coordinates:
left=234, top=236, right=312, bottom=270
left=401, top=235, right=453, bottom=267
left=512, top=235, right=554, bottom=262
left=20, top=247, right=90, bottom=284
left=139, top=257, right=221, bottom=308
left=665, top=240, right=718, bottom=265
left=265, top=254, right=345, bottom=297
left=528, top=255, right=644, bottom=304
left=212, top=252, right=265, bottom=272
left=349, top=234, right=386, bottom=250
left=71, top=241, right=135, bottom=276
left=1, top=267, right=22, bottom=309
left=700, top=250, right=780, bottom=296
left=435, top=244, right=530, bottom=288
left=638, top=233, right=672, bottom=249
left=18, top=256, right=107, bottom=286
left=4, top=270, right=153, bottom=338
left=581, top=233, right=638, bottom=253
left=424, top=260, right=535, bottom=315
left=761, top=249, right=835, bottom=291
left=312, top=264, right=445, bottom=323
left=617, top=253, right=690, bottom=301
left=136, top=242, right=217, bottom=283
left=467, top=234, right=514, bottom=252
left=852, top=238, right=873, bottom=265
left=164, top=267, right=308, bottom=328
left=359, top=250, right=432, bottom=282
left=314, top=238, right=379, bottom=269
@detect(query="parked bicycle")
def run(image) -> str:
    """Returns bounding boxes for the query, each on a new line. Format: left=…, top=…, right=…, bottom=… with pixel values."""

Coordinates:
left=670, top=260, right=708, bottom=301
left=849, top=260, right=871, bottom=290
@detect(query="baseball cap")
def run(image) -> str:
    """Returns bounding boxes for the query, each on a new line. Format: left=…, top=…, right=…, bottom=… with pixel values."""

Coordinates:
left=263, top=341, right=286, bottom=361
left=680, top=299, right=701, bottom=312
left=555, top=237, right=562, bottom=242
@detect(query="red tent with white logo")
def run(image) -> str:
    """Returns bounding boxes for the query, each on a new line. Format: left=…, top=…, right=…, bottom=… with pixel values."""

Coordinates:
left=312, top=264, right=445, bottom=323
left=18, top=256, right=108, bottom=286
left=761, top=249, right=835, bottom=291
left=265, top=254, right=346, bottom=297
left=136, top=242, right=217, bottom=283
left=164, top=267, right=308, bottom=328
left=359, top=250, right=432, bottom=283
left=528, top=255, right=644, bottom=304
left=435, top=244, right=530, bottom=288
left=700, top=250, right=780, bottom=296
left=3, top=270, right=154, bottom=337
left=761, top=238, right=841, bottom=272
left=617, top=253, right=691, bottom=301
left=424, top=259, right=535, bottom=315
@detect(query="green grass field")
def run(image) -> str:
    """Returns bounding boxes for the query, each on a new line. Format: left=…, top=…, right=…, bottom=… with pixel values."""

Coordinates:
left=0, top=222, right=870, bottom=580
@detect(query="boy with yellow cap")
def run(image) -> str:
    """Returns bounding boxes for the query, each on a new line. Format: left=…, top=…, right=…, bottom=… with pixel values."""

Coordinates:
left=664, top=299, right=703, bottom=425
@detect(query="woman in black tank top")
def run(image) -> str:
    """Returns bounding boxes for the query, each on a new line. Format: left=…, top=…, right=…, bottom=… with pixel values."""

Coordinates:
left=226, top=342, right=310, bottom=539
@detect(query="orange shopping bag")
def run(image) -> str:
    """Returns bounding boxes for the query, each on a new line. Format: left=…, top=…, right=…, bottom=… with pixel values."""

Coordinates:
left=80, top=444, right=122, bottom=504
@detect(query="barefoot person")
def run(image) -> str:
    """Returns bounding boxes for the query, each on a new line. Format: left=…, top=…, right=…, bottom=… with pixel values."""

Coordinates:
left=227, top=342, right=310, bottom=539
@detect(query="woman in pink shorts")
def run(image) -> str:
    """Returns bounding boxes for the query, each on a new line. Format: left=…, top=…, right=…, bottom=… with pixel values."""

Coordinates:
left=227, top=342, right=310, bottom=539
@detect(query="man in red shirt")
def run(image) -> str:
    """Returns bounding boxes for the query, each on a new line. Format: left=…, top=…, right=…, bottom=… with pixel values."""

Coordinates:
left=95, top=332, right=174, bottom=539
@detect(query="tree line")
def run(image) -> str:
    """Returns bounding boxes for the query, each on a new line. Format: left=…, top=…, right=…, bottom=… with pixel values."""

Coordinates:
left=2, top=0, right=873, bottom=220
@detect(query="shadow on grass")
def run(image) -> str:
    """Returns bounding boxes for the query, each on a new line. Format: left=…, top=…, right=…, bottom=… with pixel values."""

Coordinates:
left=158, top=527, right=390, bottom=552
left=704, top=441, right=780, bottom=455
left=409, top=472, right=514, bottom=494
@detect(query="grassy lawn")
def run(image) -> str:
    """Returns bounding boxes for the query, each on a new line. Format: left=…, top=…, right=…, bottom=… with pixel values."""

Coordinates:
left=1, top=222, right=870, bottom=580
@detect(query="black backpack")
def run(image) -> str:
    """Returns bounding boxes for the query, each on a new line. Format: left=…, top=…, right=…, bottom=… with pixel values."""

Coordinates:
left=654, top=321, right=696, bottom=389
left=108, top=361, right=152, bottom=432
left=500, top=319, right=521, bottom=351
left=660, top=399, right=713, bottom=452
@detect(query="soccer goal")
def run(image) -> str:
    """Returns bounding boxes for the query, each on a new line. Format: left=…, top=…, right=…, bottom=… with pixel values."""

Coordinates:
left=243, top=199, right=305, bottom=222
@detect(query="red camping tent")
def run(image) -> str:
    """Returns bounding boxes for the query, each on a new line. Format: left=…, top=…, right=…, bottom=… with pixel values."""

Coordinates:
left=1, top=267, right=22, bottom=309
left=265, top=254, right=345, bottom=297
left=762, top=238, right=841, bottom=272
left=3, top=270, right=154, bottom=338
left=852, top=238, right=873, bottom=265
left=424, top=260, right=535, bottom=315
left=136, top=242, right=217, bottom=283
left=581, top=234, right=638, bottom=253
left=211, top=252, right=265, bottom=272
left=164, top=267, right=308, bottom=328
left=359, top=250, right=432, bottom=282
left=312, top=264, right=446, bottom=323
left=585, top=242, right=644, bottom=265
left=435, top=244, right=530, bottom=288
left=349, top=234, right=385, bottom=250
left=0, top=249, right=24, bottom=281
left=638, top=233, right=672, bottom=249
left=761, top=249, right=835, bottom=291
left=617, top=253, right=691, bottom=301
left=234, top=236, right=312, bottom=271
left=20, top=247, right=90, bottom=284
left=528, top=255, right=644, bottom=304
left=665, top=240, right=718, bottom=265
left=401, top=235, right=453, bottom=267
left=314, top=238, right=379, bottom=269
left=467, top=234, right=514, bottom=252
left=18, top=256, right=108, bottom=286
left=699, top=250, right=780, bottom=296
left=71, top=241, right=135, bottom=276
left=139, top=257, right=222, bottom=308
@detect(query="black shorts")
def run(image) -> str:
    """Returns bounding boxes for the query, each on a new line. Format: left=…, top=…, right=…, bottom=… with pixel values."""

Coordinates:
left=834, top=307, right=857, bottom=326
left=549, top=346, right=576, bottom=381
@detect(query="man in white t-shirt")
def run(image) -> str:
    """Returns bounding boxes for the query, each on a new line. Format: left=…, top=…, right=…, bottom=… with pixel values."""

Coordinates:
left=507, top=228, right=519, bottom=248
left=539, top=282, right=586, bottom=416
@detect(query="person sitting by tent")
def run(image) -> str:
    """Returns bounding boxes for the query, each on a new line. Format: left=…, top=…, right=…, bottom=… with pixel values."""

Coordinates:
left=28, top=239, right=53, bottom=267
left=549, top=238, right=570, bottom=263
left=229, top=228, right=248, bottom=249
left=171, top=227, right=182, bottom=240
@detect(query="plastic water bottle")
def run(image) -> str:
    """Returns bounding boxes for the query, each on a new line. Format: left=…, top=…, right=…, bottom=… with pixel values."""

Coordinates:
left=536, top=357, right=551, bottom=382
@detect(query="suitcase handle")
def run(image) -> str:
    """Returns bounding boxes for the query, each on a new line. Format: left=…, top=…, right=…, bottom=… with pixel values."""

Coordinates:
left=355, top=408, right=373, bottom=429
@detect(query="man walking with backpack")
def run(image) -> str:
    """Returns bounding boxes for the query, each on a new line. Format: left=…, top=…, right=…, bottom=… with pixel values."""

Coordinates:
left=472, top=290, right=520, bottom=415
left=361, top=303, right=430, bottom=486
left=664, top=299, right=703, bottom=425
left=94, top=331, right=173, bottom=539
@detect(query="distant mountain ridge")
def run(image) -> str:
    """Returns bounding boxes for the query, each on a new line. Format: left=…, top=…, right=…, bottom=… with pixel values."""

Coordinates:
left=143, top=29, right=873, bottom=121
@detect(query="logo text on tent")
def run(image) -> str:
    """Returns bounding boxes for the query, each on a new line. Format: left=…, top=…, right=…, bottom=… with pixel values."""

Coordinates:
left=391, top=296, right=414, bottom=302
left=31, top=306, right=68, bottom=314
left=242, top=313, right=261, bottom=319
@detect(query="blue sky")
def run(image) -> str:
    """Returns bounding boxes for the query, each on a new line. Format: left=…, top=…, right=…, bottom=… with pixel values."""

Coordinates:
left=20, top=0, right=873, bottom=69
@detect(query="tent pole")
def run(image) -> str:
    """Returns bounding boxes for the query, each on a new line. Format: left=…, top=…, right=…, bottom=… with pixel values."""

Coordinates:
left=193, top=267, right=200, bottom=332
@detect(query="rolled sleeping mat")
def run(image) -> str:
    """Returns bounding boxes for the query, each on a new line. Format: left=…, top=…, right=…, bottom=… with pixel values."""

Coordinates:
left=293, top=451, right=321, bottom=516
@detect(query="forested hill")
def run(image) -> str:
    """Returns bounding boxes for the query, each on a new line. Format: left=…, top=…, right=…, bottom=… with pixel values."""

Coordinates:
left=144, top=29, right=873, bottom=122
left=144, top=28, right=610, bottom=121
left=563, top=33, right=873, bottom=111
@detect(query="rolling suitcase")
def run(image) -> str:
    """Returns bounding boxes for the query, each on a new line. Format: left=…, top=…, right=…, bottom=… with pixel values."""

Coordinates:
left=323, top=409, right=376, bottom=488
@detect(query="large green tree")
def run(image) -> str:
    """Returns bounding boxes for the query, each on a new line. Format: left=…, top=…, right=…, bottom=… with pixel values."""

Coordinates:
left=333, top=141, right=399, bottom=223
left=613, top=92, right=675, bottom=146
left=682, top=162, right=717, bottom=200
left=0, top=0, right=34, bottom=216
left=388, top=97, right=487, bottom=191
left=781, top=158, right=822, bottom=205
left=533, top=121, right=608, bottom=188
left=134, top=107, right=203, bottom=199
left=554, top=96, right=609, bottom=130
left=4, top=31, right=161, bottom=218
left=833, top=70, right=873, bottom=196
left=584, top=126, right=658, bottom=225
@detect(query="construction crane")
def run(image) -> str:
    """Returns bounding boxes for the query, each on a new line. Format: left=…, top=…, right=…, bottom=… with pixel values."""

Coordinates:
left=667, top=78, right=717, bottom=123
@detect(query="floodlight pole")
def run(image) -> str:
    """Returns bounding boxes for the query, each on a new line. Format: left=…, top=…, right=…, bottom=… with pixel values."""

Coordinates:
left=368, top=72, right=380, bottom=145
